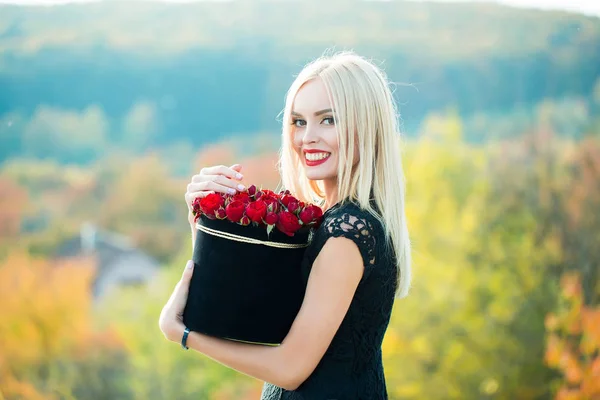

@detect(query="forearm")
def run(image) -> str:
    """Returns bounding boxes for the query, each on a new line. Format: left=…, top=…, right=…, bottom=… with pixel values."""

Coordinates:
left=184, top=329, right=296, bottom=390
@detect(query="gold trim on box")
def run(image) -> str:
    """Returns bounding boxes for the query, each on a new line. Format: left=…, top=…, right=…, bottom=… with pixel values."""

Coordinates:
left=196, top=223, right=309, bottom=249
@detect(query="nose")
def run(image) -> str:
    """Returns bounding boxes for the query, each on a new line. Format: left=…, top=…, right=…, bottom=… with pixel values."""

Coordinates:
left=301, top=123, right=319, bottom=145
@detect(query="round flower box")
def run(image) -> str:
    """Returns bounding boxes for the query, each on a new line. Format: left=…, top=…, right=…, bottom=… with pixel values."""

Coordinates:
left=182, top=187, right=323, bottom=345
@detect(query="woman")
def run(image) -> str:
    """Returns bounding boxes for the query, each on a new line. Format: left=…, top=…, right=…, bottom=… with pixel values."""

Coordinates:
left=159, top=51, right=412, bottom=399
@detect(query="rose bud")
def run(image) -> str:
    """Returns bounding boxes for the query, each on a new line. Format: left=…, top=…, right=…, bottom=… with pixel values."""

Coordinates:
left=276, top=211, right=302, bottom=237
left=308, top=205, right=324, bottom=226
left=265, top=212, right=278, bottom=226
left=287, top=200, right=300, bottom=214
left=281, top=194, right=297, bottom=207
left=262, top=195, right=279, bottom=212
left=310, top=204, right=323, bottom=219
left=215, top=206, right=227, bottom=220
left=299, top=207, right=315, bottom=225
left=246, top=200, right=267, bottom=223
left=192, top=197, right=202, bottom=216
left=225, top=200, right=245, bottom=223
left=239, top=215, right=251, bottom=226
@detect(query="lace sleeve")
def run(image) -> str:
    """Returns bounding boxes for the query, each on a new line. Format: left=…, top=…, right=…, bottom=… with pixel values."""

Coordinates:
left=323, top=211, right=378, bottom=280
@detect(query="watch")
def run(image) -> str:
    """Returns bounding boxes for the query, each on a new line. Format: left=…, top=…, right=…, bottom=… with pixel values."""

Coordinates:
left=181, top=327, right=191, bottom=350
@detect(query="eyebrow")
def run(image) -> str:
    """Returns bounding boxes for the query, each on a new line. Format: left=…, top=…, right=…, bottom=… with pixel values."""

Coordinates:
left=291, top=108, right=333, bottom=117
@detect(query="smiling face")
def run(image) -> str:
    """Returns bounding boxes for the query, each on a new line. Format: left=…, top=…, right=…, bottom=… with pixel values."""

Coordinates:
left=291, top=78, right=339, bottom=183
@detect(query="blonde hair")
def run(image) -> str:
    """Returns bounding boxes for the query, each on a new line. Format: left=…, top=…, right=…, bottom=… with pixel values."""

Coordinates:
left=278, top=50, right=412, bottom=299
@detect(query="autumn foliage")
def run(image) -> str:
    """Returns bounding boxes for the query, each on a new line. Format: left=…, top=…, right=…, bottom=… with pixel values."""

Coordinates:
left=0, top=252, right=125, bottom=400
left=545, top=272, right=600, bottom=400
left=1, top=119, right=599, bottom=398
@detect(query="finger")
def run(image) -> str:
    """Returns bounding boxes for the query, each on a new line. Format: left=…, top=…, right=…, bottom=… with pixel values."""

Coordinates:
left=177, top=260, right=194, bottom=296
left=188, top=177, right=243, bottom=194
left=197, top=165, right=244, bottom=181
left=182, top=260, right=194, bottom=280
left=230, top=164, right=243, bottom=174
left=168, top=260, right=194, bottom=300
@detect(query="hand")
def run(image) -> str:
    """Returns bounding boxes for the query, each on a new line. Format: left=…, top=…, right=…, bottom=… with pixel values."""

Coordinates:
left=158, top=260, right=195, bottom=343
left=185, top=164, right=245, bottom=224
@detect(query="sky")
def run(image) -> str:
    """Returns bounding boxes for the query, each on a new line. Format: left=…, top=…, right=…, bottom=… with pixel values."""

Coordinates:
left=0, top=0, right=599, bottom=18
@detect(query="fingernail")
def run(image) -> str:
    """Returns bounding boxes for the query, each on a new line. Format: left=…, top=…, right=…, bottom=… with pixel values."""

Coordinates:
left=236, top=173, right=243, bottom=180
left=228, top=188, right=236, bottom=194
left=186, top=260, right=193, bottom=269
left=237, top=184, right=245, bottom=191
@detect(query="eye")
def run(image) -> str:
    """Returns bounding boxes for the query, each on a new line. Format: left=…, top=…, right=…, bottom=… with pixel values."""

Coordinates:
left=322, top=116, right=335, bottom=125
left=291, top=118, right=306, bottom=127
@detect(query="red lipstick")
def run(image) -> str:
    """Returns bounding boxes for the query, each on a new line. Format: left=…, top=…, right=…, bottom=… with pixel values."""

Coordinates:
left=304, top=149, right=331, bottom=167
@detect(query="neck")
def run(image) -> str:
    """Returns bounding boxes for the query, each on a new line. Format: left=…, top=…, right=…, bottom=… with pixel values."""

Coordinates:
left=322, top=178, right=339, bottom=211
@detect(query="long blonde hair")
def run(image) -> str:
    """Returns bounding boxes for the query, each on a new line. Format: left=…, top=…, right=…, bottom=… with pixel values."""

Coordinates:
left=278, top=50, right=412, bottom=299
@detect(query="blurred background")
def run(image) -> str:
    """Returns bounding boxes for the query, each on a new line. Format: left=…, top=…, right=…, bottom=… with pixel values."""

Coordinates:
left=1, top=0, right=599, bottom=399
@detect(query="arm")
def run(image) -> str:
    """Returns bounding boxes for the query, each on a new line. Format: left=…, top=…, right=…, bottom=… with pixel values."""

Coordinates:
left=165, top=236, right=364, bottom=390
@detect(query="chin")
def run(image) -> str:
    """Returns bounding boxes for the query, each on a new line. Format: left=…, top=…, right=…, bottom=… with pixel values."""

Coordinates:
left=299, top=155, right=338, bottom=181
left=303, top=170, right=336, bottom=181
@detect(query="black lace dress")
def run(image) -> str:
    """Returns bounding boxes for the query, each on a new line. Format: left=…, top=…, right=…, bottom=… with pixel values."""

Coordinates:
left=260, top=200, right=398, bottom=400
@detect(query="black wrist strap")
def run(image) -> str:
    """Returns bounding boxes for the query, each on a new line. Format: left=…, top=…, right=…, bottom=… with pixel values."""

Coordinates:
left=181, top=327, right=190, bottom=350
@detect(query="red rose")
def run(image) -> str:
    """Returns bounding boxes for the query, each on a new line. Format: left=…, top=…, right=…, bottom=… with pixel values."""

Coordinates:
left=265, top=212, right=278, bottom=225
left=281, top=194, right=298, bottom=207
left=247, top=184, right=257, bottom=197
left=287, top=200, right=300, bottom=214
left=225, top=200, right=245, bottom=223
left=240, top=215, right=251, bottom=226
left=276, top=211, right=302, bottom=236
left=192, top=197, right=202, bottom=221
left=299, top=207, right=314, bottom=225
left=200, top=193, right=224, bottom=218
left=233, top=192, right=250, bottom=204
left=310, top=204, right=323, bottom=219
left=246, top=200, right=267, bottom=223
left=260, top=191, right=280, bottom=212
left=299, top=204, right=323, bottom=225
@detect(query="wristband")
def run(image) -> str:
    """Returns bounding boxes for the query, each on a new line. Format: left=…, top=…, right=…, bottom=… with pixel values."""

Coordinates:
left=181, top=327, right=190, bottom=350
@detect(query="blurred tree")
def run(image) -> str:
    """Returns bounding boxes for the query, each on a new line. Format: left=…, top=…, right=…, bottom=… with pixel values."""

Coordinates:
left=21, top=105, right=109, bottom=164
left=383, top=114, right=504, bottom=399
left=0, top=176, right=28, bottom=240
left=559, top=137, right=600, bottom=304
left=545, top=272, right=600, bottom=399
left=95, top=251, right=260, bottom=400
left=98, top=153, right=183, bottom=263
left=121, top=101, right=158, bottom=151
left=237, top=152, right=281, bottom=191
left=192, top=143, right=237, bottom=173
left=0, top=252, right=130, bottom=400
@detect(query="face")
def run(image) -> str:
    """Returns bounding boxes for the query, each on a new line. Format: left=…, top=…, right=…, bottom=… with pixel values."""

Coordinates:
left=290, top=78, right=339, bottom=183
